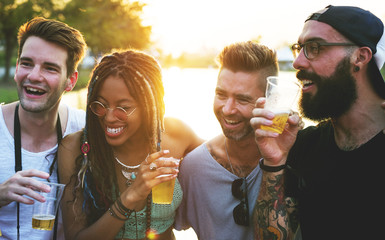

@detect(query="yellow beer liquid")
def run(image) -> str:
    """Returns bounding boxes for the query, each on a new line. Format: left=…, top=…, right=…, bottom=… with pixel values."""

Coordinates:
left=32, top=214, right=55, bottom=231
left=260, top=111, right=289, bottom=134
left=152, top=178, right=176, bottom=204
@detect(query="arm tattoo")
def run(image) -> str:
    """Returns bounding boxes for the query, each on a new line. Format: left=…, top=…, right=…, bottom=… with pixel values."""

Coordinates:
left=254, top=171, right=299, bottom=240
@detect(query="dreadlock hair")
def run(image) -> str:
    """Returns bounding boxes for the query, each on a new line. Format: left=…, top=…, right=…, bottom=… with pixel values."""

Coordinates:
left=72, top=49, right=165, bottom=225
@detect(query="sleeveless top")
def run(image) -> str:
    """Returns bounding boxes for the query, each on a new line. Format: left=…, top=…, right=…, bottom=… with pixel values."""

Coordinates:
left=115, top=179, right=182, bottom=239
left=0, top=104, right=85, bottom=240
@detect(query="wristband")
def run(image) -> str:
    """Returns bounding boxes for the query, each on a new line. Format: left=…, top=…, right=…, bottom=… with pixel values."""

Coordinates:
left=259, top=158, right=286, bottom=172
left=108, top=207, right=127, bottom=221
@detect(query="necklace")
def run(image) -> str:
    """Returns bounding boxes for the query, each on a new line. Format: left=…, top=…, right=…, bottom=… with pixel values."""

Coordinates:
left=114, top=157, right=140, bottom=185
left=224, top=138, right=236, bottom=175
left=114, top=156, right=152, bottom=239
left=114, top=156, right=141, bottom=169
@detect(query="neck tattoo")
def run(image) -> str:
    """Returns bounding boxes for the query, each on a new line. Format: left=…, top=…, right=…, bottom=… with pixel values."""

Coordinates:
left=114, top=156, right=140, bottom=185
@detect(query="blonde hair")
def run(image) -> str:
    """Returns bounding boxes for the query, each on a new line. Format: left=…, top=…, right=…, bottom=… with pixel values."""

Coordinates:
left=216, top=41, right=278, bottom=79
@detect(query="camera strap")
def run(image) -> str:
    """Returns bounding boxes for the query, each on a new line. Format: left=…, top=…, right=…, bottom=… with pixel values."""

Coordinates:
left=14, top=103, right=62, bottom=240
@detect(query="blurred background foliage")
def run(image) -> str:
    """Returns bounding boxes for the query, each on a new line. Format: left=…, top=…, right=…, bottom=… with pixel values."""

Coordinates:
left=0, top=0, right=154, bottom=103
left=0, top=0, right=151, bottom=82
left=59, top=0, right=151, bottom=57
left=0, top=0, right=221, bottom=104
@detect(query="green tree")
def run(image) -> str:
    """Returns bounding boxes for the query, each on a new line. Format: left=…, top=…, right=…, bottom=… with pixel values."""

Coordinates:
left=0, top=0, right=151, bottom=83
left=0, top=0, right=59, bottom=83
left=60, top=0, right=151, bottom=57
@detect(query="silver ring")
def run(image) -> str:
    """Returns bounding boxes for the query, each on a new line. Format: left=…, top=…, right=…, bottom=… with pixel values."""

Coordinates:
left=149, top=163, right=157, bottom=171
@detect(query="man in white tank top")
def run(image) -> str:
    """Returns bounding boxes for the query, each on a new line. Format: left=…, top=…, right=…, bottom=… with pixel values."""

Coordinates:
left=0, top=17, right=86, bottom=240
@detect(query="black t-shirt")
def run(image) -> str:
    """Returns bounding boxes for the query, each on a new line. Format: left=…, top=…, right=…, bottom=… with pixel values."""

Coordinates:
left=285, top=121, right=385, bottom=240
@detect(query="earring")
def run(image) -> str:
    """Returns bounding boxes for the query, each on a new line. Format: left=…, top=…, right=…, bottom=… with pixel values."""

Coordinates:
left=354, top=66, right=360, bottom=72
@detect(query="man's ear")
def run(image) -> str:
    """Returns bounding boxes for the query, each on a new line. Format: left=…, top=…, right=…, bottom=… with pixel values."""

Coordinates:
left=14, top=60, right=19, bottom=83
left=354, top=46, right=372, bottom=66
left=65, top=71, right=78, bottom=92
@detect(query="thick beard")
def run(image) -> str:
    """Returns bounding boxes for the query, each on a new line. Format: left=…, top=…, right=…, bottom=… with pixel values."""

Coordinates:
left=297, top=57, right=357, bottom=121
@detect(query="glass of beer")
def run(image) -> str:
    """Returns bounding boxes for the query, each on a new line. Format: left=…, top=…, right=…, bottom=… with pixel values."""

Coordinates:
left=32, top=182, right=65, bottom=231
left=152, top=157, right=180, bottom=204
left=260, top=76, right=301, bottom=134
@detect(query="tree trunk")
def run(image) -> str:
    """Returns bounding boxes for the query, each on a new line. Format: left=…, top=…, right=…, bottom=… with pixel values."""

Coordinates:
left=2, top=29, right=16, bottom=83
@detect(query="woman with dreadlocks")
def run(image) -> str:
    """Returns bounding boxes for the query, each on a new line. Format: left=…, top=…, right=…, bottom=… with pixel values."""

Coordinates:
left=57, top=50, right=203, bottom=240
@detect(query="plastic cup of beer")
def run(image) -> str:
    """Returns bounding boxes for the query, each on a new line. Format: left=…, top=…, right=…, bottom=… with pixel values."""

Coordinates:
left=260, top=76, right=301, bottom=134
left=32, top=182, right=65, bottom=231
left=152, top=157, right=180, bottom=204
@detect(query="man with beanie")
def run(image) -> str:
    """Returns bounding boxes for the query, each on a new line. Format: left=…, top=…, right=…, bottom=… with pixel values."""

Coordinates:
left=251, top=5, right=385, bottom=240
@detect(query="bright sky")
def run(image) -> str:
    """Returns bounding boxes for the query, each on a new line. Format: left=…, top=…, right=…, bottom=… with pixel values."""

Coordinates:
left=140, top=0, right=385, bottom=56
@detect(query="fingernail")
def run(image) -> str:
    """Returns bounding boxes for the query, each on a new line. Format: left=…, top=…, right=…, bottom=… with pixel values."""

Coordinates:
left=267, top=113, right=275, bottom=119
left=163, top=149, right=170, bottom=154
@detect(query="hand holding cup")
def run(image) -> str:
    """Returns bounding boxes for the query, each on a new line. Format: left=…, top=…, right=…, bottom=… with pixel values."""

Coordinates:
left=32, top=182, right=65, bottom=231
left=260, top=76, right=301, bottom=134
left=152, top=157, right=180, bottom=204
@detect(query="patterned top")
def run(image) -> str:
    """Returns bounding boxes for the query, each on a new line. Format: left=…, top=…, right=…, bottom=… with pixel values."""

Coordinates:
left=115, top=179, right=182, bottom=239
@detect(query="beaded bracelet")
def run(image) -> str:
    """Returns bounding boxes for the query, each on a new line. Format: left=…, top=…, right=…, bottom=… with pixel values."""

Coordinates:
left=114, top=197, right=134, bottom=219
left=115, top=197, right=134, bottom=218
left=259, top=158, right=286, bottom=172
left=108, top=207, right=127, bottom=221
left=116, top=196, right=132, bottom=213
